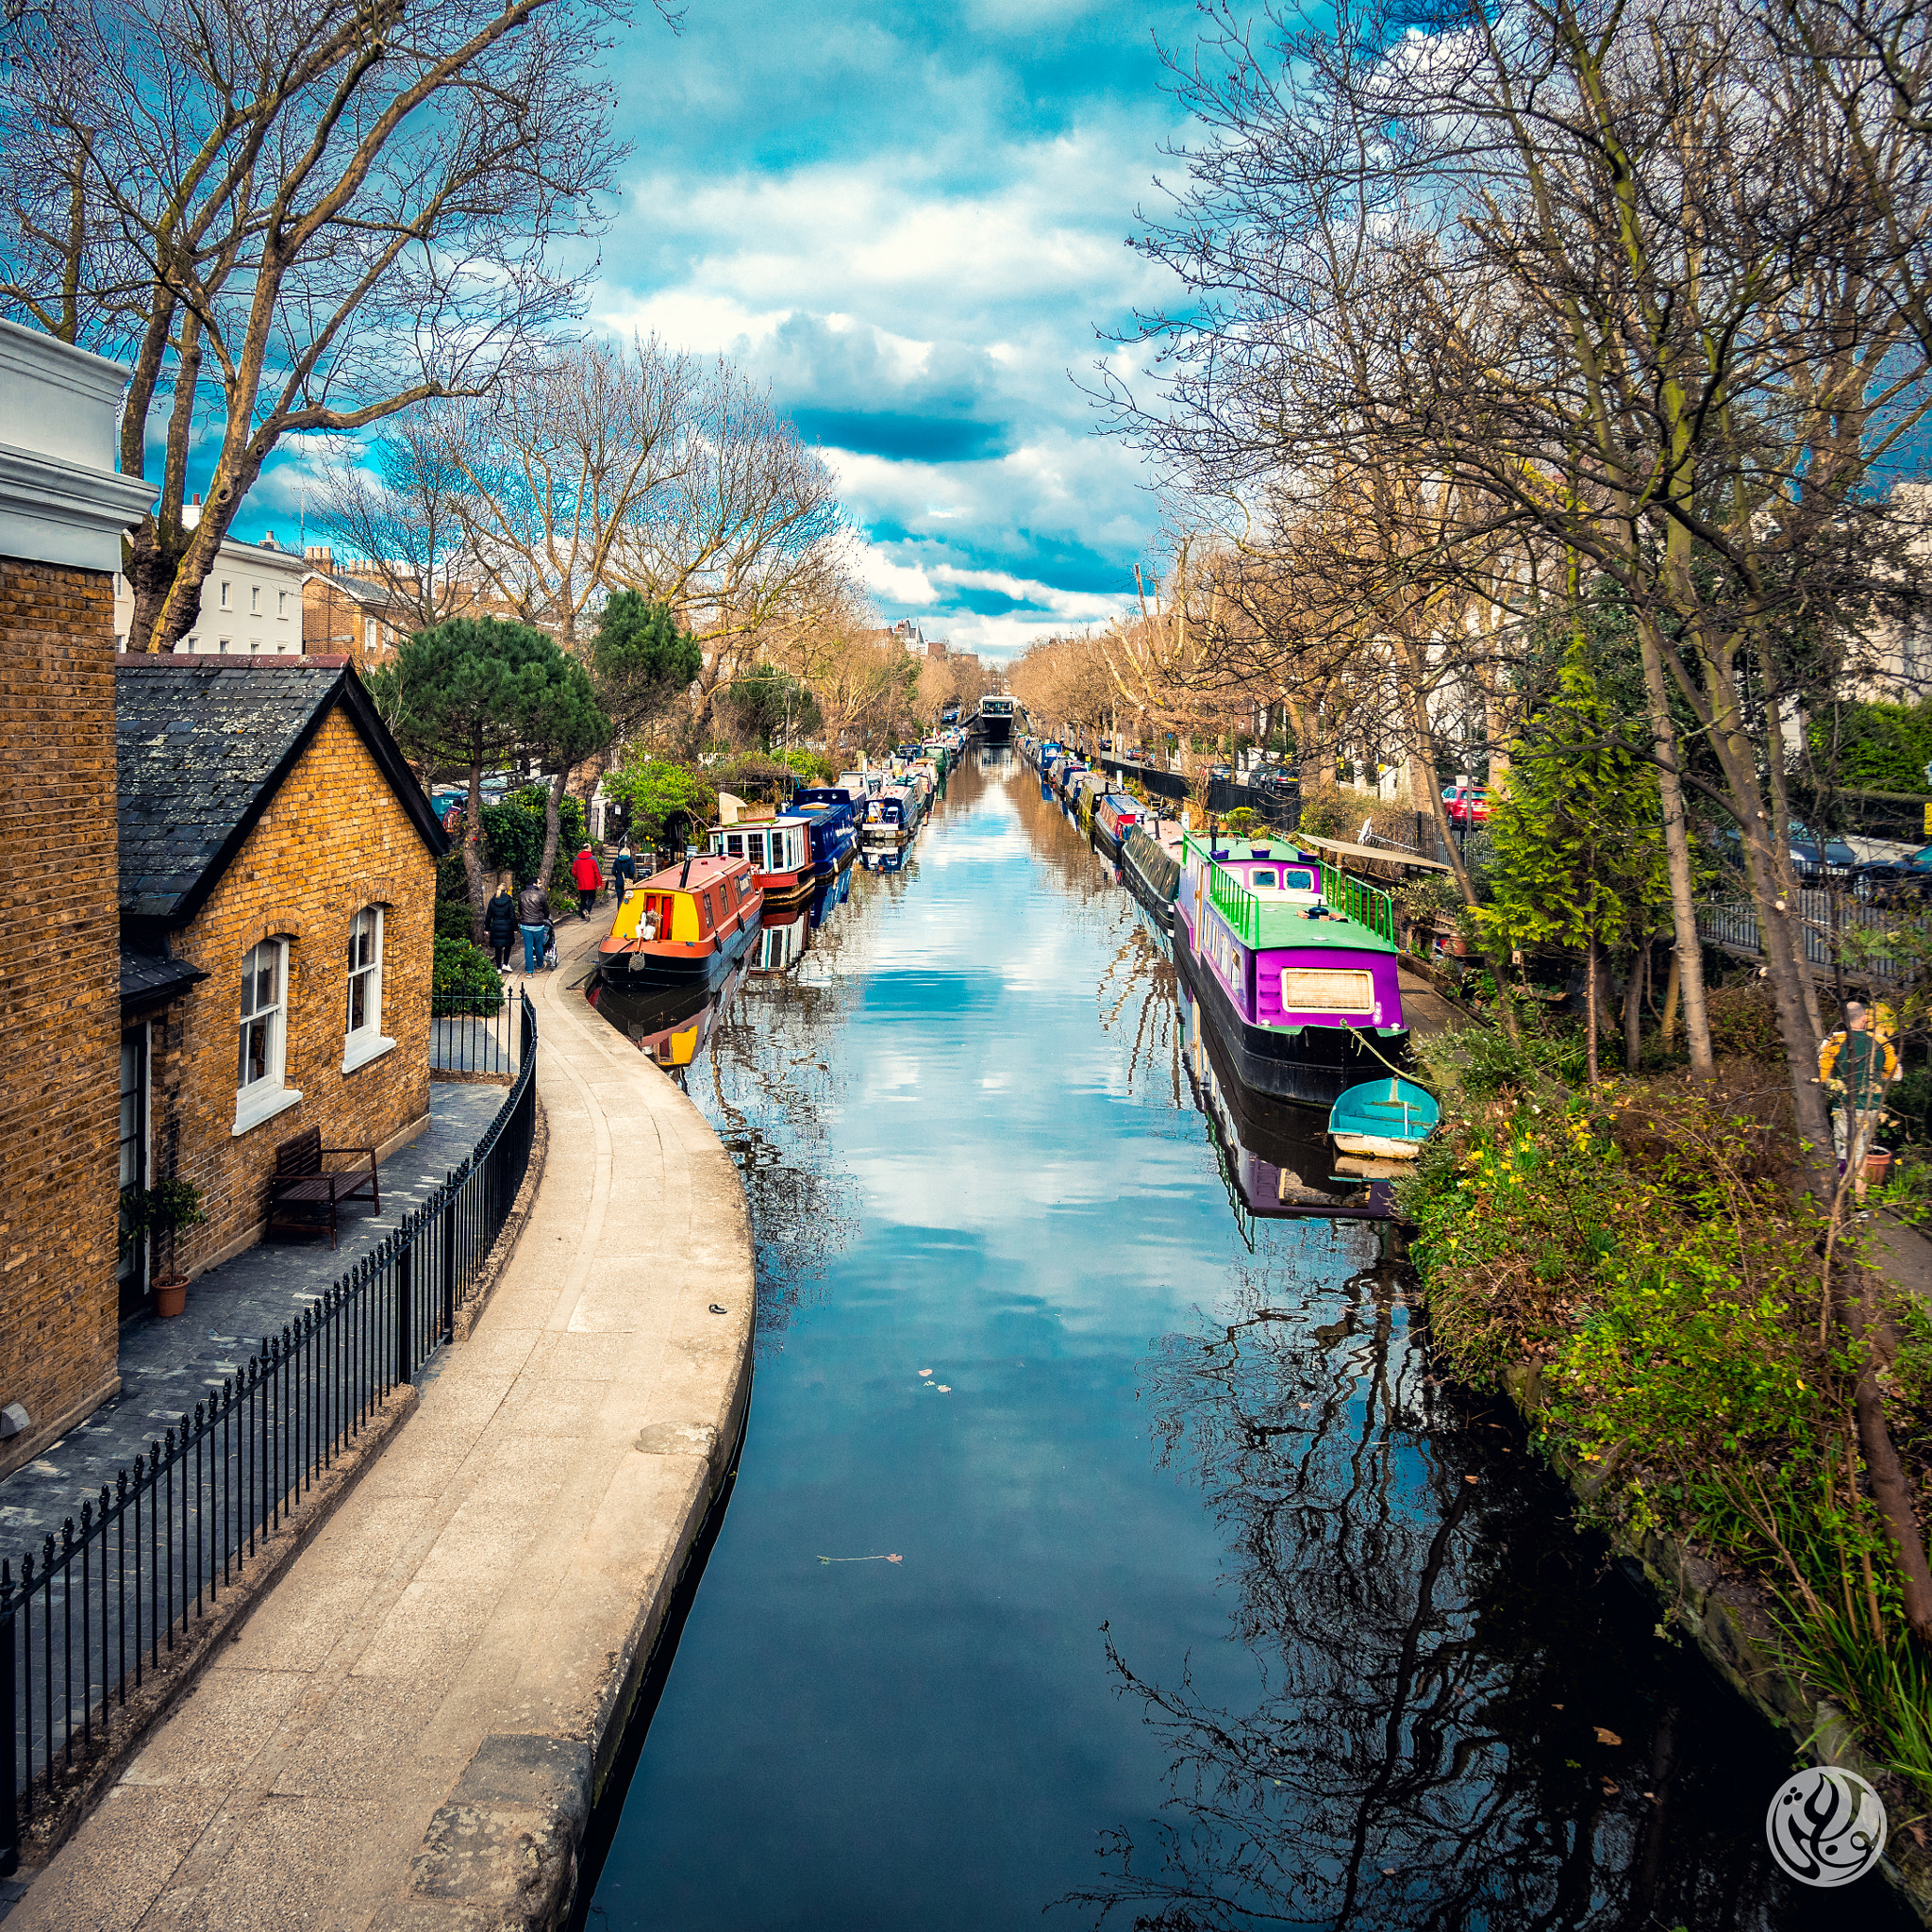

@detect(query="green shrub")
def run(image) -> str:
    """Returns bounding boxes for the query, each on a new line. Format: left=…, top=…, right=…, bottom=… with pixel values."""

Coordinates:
left=1702, top=982, right=1785, bottom=1063
left=508, top=784, right=587, bottom=858
left=432, top=936, right=503, bottom=1000
left=435, top=897, right=476, bottom=942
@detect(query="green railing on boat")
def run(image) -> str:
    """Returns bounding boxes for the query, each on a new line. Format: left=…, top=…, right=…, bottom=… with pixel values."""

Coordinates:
left=1188, top=832, right=1395, bottom=946
left=1187, top=833, right=1260, bottom=947
left=1324, top=865, right=1397, bottom=942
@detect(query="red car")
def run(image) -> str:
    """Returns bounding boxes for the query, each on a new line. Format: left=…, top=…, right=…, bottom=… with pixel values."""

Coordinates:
left=1442, top=785, right=1490, bottom=825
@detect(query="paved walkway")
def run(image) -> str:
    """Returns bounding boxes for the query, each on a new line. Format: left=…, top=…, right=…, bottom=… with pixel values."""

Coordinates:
left=0, top=1085, right=506, bottom=1547
left=9, top=915, right=755, bottom=1931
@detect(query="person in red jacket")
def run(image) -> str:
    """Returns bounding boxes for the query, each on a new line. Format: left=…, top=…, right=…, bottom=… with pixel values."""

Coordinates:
left=571, top=846, right=603, bottom=920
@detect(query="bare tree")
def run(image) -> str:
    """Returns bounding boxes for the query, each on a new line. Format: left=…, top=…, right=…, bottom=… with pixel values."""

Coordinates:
left=438, top=333, right=701, bottom=644
left=0, top=0, right=655, bottom=652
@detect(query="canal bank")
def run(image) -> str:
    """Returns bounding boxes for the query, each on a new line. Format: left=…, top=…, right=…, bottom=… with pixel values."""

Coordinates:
left=5, top=914, right=753, bottom=1932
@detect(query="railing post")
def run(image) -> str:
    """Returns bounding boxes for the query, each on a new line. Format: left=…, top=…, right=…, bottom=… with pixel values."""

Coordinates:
left=0, top=1561, right=16, bottom=1876
left=441, top=1175, right=457, bottom=1338
left=396, top=1222, right=414, bottom=1388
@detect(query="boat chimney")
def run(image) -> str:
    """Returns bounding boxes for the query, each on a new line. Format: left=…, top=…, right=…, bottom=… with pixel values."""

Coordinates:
left=679, top=845, right=696, bottom=888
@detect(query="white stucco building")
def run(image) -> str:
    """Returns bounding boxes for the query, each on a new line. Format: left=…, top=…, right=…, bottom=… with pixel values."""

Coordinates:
left=113, top=509, right=306, bottom=654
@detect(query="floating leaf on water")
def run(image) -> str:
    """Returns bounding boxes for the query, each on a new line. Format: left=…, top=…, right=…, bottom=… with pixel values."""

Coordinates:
left=919, top=1369, right=932, bottom=1376
left=937, top=1385, right=951, bottom=1392
left=1464, top=1475, right=1479, bottom=1484
left=1593, top=1727, right=1622, bottom=1746
left=887, top=1554, right=902, bottom=1563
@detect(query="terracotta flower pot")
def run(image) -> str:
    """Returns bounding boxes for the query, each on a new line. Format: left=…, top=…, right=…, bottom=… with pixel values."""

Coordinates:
left=153, top=1277, right=188, bottom=1319
left=1865, top=1149, right=1893, bottom=1187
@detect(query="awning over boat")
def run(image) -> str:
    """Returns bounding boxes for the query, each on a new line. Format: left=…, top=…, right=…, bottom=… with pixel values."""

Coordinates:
left=1294, top=832, right=1454, bottom=874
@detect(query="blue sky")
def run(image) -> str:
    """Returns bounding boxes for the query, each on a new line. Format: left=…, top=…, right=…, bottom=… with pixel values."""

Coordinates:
left=234, top=0, right=1200, bottom=659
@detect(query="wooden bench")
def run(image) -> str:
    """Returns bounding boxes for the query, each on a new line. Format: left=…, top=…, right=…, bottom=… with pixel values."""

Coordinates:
left=266, top=1126, right=380, bottom=1249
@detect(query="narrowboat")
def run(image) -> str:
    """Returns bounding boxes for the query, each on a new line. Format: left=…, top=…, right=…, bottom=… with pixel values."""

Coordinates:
left=975, top=694, right=1016, bottom=744
left=862, top=785, right=916, bottom=847
left=707, top=814, right=814, bottom=905
left=1121, top=824, right=1182, bottom=932
left=598, top=852, right=763, bottom=986
left=1174, top=832, right=1407, bottom=1108
left=789, top=787, right=861, bottom=877
left=1092, top=791, right=1141, bottom=860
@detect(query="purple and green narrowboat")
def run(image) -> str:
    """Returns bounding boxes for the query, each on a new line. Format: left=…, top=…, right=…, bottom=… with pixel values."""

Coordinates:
left=1174, top=832, right=1407, bottom=1108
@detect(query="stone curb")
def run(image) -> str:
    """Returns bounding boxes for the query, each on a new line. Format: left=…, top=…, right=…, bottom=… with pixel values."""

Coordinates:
left=8, top=1382, right=421, bottom=1879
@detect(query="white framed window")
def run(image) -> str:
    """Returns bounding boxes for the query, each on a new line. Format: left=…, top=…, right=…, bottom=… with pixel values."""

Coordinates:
left=342, top=906, right=395, bottom=1074
left=234, top=939, right=301, bottom=1134
left=219, top=579, right=231, bottom=608
left=250, top=585, right=260, bottom=613
left=277, top=590, right=289, bottom=617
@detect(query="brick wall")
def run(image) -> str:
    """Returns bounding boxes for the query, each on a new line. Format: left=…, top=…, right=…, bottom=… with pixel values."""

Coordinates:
left=0, top=558, right=123, bottom=1468
left=152, top=705, right=436, bottom=1271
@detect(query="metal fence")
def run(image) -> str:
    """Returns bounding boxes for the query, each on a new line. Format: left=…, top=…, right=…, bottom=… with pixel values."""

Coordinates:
left=1695, top=890, right=1924, bottom=984
left=0, top=992, right=539, bottom=1871
left=430, top=991, right=523, bottom=1079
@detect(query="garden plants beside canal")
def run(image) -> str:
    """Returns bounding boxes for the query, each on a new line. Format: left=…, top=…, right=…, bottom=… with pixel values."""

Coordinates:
left=1403, top=1032, right=1932, bottom=1848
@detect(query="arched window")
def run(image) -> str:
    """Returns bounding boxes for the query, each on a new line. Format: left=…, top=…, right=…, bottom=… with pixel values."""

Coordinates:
left=234, top=938, right=301, bottom=1135
left=342, top=908, right=395, bottom=1074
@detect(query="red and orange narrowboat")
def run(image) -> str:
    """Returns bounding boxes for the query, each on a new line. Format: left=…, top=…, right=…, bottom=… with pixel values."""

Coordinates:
left=598, top=853, right=764, bottom=987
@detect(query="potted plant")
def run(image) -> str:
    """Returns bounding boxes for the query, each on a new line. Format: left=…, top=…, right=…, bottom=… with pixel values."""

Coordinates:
left=120, top=1178, right=207, bottom=1317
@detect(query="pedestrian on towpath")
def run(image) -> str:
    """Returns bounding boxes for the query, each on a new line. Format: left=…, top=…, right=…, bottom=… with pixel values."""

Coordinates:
left=484, top=878, right=517, bottom=972
left=572, top=846, right=603, bottom=919
left=612, top=842, right=638, bottom=900
left=516, top=878, right=549, bottom=973
left=1819, top=999, right=1900, bottom=1203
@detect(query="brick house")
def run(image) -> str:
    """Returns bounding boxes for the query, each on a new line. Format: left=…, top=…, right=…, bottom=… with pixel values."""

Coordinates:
left=0, top=318, right=158, bottom=1477
left=118, top=657, right=449, bottom=1289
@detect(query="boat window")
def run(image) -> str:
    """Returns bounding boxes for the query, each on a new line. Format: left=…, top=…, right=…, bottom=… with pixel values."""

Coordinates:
left=701, top=891, right=713, bottom=924
left=1284, top=869, right=1316, bottom=891
left=1280, top=967, right=1375, bottom=1011
left=726, top=834, right=743, bottom=856
left=1251, top=870, right=1276, bottom=888
left=748, top=831, right=765, bottom=866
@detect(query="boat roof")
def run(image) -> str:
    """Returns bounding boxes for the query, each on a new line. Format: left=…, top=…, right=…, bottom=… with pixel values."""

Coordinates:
left=639, top=853, right=745, bottom=891
left=1190, top=838, right=1397, bottom=955
left=1294, top=830, right=1454, bottom=874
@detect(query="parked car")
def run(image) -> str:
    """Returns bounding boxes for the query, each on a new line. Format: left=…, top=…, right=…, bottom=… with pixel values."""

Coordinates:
left=1849, top=841, right=1932, bottom=903
left=1443, top=785, right=1490, bottom=825
left=1246, top=765, right=1298, bottom=796
left=1787, top=820, right=1857, bottom=876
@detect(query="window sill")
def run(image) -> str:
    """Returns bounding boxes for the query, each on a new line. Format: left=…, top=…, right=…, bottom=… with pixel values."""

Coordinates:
left=232, top=1084, right=302, bottom=1138
left=341, top=1032, right=395, bottom=1076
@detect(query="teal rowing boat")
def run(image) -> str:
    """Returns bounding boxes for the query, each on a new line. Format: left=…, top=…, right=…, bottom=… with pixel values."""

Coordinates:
left=1327, top=1075, right=1439, bottom=1158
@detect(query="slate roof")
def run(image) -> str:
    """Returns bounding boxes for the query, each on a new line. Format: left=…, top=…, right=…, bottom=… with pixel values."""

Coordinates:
left=120, top=948, right=208, bottom=1011
left=117, top=657, right=447, bottom=927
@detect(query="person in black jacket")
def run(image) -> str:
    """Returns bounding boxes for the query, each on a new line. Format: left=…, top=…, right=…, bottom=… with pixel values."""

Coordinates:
left=516, top=879, right=550, bottom=973
left=484, top=879, right=518, bottom=970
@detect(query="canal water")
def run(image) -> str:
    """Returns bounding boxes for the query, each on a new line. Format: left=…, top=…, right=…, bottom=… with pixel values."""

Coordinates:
left=580, top=754, right=1902, bottom=1932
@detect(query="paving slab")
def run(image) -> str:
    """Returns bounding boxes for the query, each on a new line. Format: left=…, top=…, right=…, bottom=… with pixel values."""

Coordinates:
left=8, top=915, right=755, bottom=1931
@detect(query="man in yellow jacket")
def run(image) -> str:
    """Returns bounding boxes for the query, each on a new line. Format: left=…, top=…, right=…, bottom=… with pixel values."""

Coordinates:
left=1818, top=1000, right=1900, bottom=1201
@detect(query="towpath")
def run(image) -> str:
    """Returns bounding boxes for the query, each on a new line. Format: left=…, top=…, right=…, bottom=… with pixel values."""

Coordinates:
left=7, top=913, right=755, bottom=1932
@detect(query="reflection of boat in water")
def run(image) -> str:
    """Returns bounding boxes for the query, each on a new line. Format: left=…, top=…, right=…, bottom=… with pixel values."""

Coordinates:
left=862, top=841, right=911, bottom=874
left=809, top=862, right=851, bottom=927
left=1177, top=968, right=1394, bottom=1223
left=588, top=955, right=748, bottom=1069
left=753, top=904, right=808, bottom=974
left=1175, top=832, right=1407, bottom=1108
left=598, top=852, right=762, bottom=987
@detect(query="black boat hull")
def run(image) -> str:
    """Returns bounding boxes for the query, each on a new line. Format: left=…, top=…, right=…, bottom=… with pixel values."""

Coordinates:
left=599, top=912, right=759, bottom=989
left=1174, top=913, right=1407, bottom=1108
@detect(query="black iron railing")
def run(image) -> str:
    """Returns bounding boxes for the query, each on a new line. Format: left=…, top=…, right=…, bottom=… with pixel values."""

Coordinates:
left=0, top=992, right=538, bottom=1872
left=430, top=990, right=522, bottom=1079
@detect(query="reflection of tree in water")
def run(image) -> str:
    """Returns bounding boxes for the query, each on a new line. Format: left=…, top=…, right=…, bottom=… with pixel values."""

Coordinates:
left=1005, top=763, right=1121, bottom=904
left=1065, top=1236, right=1821, bottom=1932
